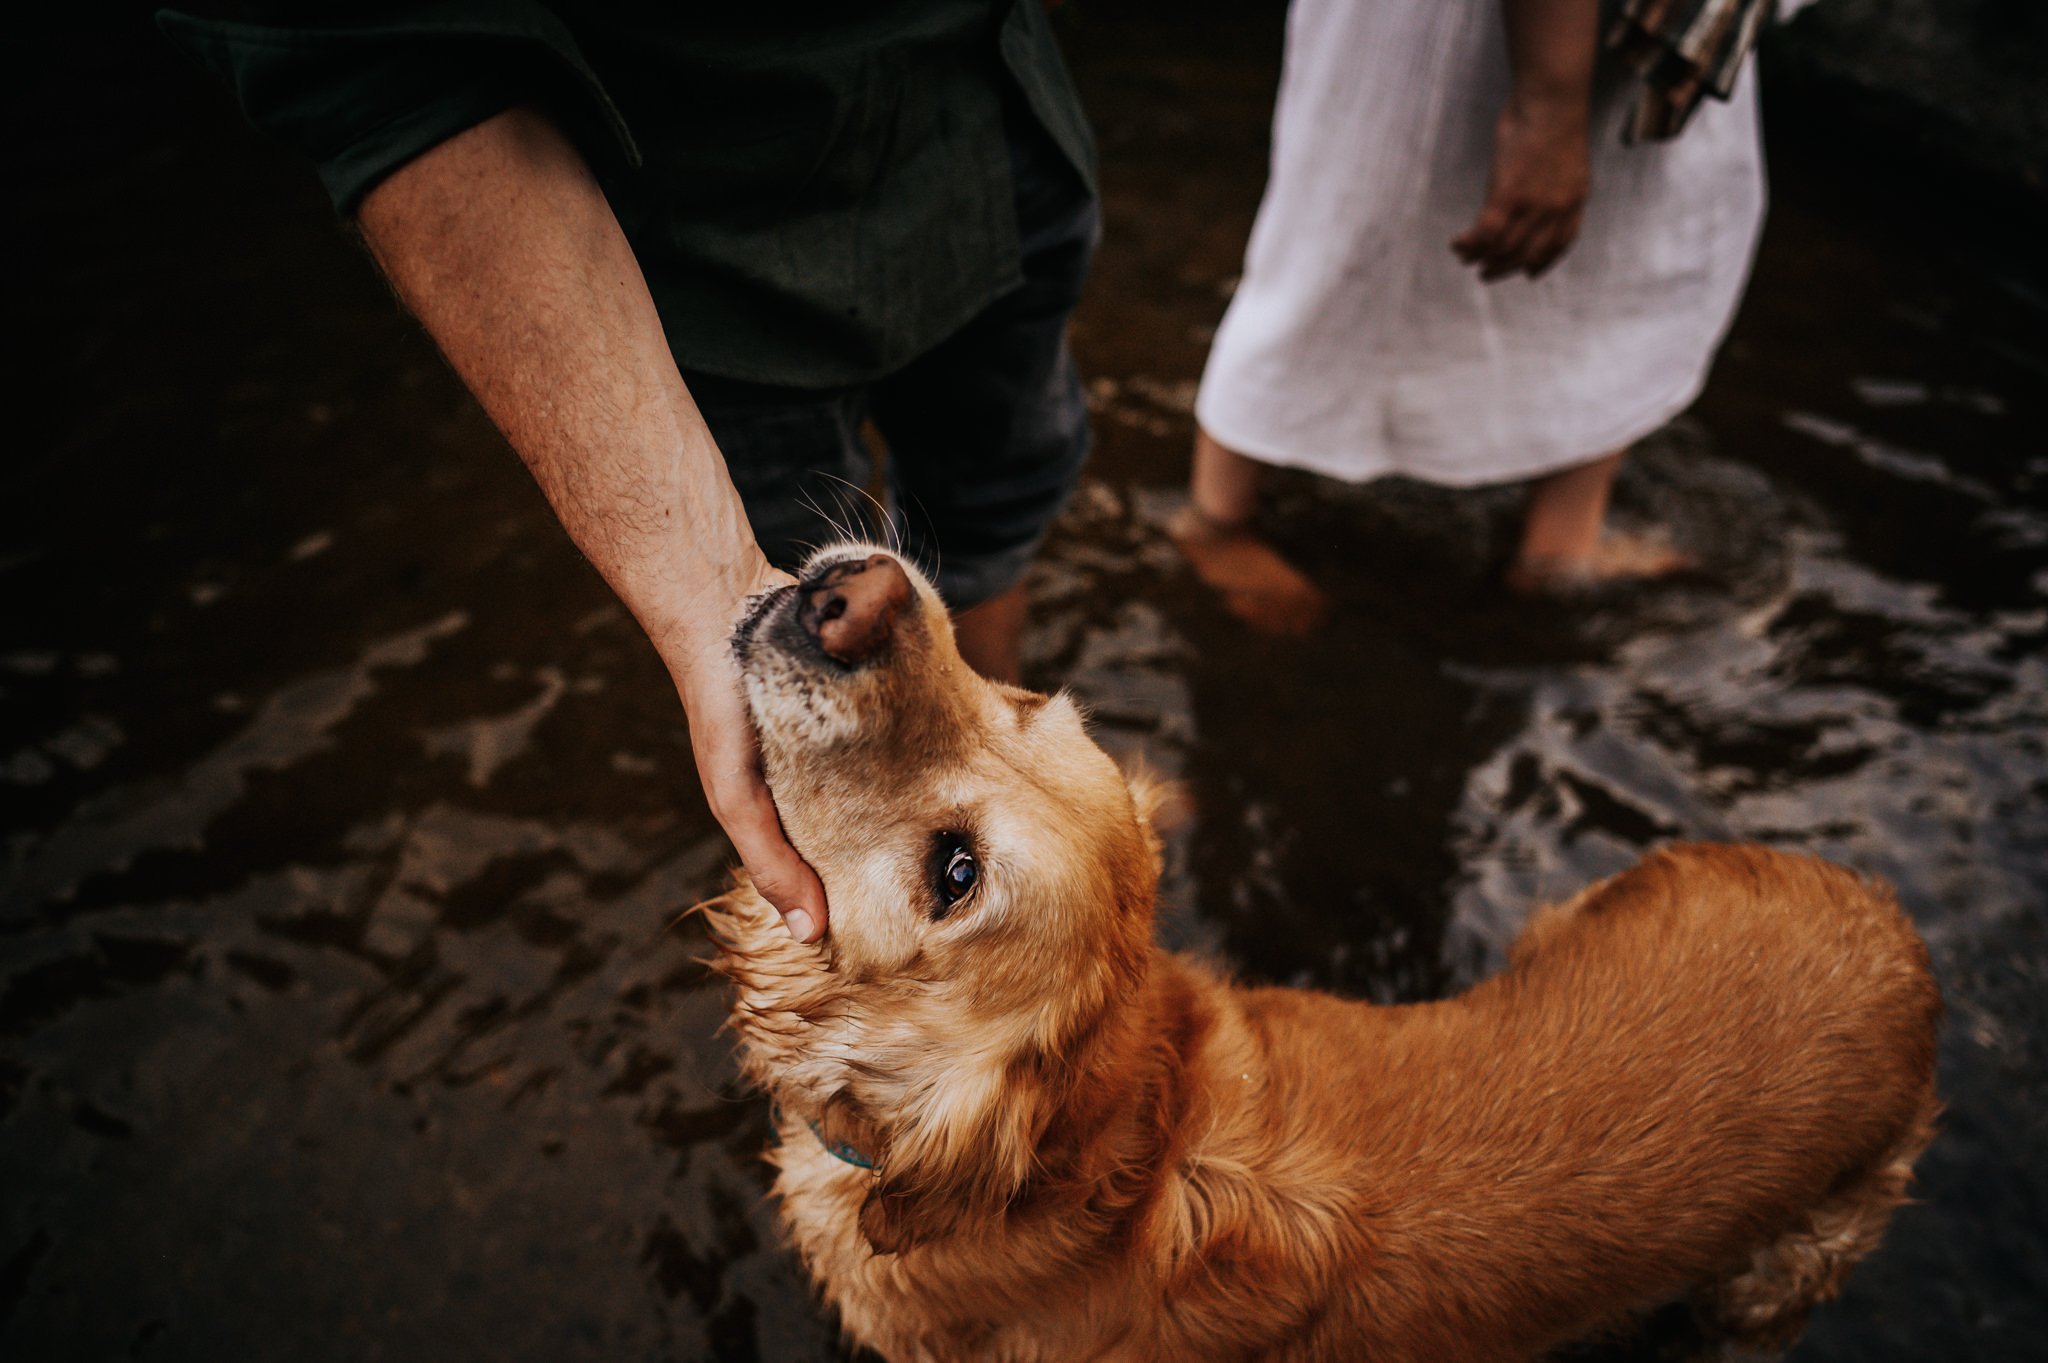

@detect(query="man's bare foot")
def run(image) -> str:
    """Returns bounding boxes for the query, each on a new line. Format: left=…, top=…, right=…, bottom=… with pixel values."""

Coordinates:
left=1167, top=503, right=1328, bottom=638
left=953, top=582, right=1028, bottom=684
left=1505, top=530, right=1695, bottom=597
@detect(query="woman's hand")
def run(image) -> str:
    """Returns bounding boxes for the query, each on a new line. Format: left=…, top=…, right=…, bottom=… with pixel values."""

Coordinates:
left=1455, top=0, right=1600, bottom=282
left=1452, top=91, right=1592, bottom=282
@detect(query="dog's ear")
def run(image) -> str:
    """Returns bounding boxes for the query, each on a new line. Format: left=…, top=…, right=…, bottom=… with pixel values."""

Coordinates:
left=858, top=1105, right=1033, bottom=1254
left=814, top=1090, right=885, bottom=1167
left=807, top=1091, right=973, bottom=1256
left=855, top=1063, right=1051, bottom=1256
left=859, top=1171, right=985, bottom=1256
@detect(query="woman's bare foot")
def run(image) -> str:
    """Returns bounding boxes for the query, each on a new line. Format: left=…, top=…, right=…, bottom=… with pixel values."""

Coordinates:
left=1505, top=530, right=1695, bottom=597
left=1167, top=503, right=1329, bottom=637
left=1507, top=445, right=1693, bottom=596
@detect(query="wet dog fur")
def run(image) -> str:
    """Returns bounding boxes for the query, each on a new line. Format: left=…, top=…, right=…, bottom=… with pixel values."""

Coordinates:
left=701, top=545, right=1942, bottom=1363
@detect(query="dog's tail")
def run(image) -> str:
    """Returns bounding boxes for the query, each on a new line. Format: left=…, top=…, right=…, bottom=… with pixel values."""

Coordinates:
left=1694, top=1086, right=1941, bottom=1351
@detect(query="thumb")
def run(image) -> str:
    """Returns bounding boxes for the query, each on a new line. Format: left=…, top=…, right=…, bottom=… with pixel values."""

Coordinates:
left=746, top=841, right=828, bottom=944
left=721, top=792, right=829, bottom=942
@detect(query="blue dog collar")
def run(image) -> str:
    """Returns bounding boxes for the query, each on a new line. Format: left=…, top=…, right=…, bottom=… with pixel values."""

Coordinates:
left=807, top=1117, right=876, bottom=1170
left=773, top=1102, right=875, bottom=1170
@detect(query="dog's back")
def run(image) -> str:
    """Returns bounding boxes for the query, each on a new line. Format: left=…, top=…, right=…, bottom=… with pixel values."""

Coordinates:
left=1151, top=843, right=1941, bottom=1362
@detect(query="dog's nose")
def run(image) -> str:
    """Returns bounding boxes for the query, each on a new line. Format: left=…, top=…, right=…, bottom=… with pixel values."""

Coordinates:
left=798, top=554, right=914, bottom=665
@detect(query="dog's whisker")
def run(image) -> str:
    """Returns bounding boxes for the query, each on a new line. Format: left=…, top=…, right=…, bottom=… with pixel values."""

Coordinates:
left=815, top=470, right=895, bottom=549
left=805, top=477, right=873, bottom=548
left=792, top=492, right=844, bottom=551
left=885, top=489, right=943, bottom=588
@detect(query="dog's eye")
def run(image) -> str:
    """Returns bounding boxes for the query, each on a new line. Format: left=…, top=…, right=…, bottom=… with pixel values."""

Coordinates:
left=929, top=832, right=978, bottom=919
left=943, top=850, right=978, bottom=899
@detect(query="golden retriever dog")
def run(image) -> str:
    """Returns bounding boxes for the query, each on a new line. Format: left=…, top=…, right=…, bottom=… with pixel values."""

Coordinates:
left=702, top=545, right=1942, bottom=1363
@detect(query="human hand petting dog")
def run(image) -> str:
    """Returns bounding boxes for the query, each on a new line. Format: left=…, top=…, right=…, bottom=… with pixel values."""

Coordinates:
left=1452, top=0, right=1597, bottom=281
left=668, top=568, right=829, bottom=944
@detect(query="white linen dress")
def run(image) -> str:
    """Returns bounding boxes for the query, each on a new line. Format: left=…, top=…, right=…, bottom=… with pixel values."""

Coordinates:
left=1194, top=0, right=1766, bottom=487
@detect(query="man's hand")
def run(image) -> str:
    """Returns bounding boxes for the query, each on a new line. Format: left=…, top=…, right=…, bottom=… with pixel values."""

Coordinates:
left=1452, top=93, right=1591, bottom=281
left=1453, top=0, right=1598, bottom=282
left=668, top=565, right=828, bottom=942
left=356, top=107, right=828, bottom=941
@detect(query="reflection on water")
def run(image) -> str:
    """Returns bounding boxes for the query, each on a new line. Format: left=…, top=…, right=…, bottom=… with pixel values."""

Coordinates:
left=5, top=7, right=2045, bottom=1363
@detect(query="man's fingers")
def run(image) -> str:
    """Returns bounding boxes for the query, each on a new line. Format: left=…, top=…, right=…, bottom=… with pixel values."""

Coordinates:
left=674, top=591, right=830, bottom=944
left=706, top=762, right=828, bottom=942
left=738, top=832, right=828, bottom=943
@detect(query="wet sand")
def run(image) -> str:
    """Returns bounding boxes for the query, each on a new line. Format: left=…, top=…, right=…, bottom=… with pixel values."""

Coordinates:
left=6, top=6, right=2045, bottom=1361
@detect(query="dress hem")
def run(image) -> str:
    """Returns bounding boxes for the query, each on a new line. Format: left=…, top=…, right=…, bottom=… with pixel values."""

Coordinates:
left=1192, top=369, right=1711, bottom=490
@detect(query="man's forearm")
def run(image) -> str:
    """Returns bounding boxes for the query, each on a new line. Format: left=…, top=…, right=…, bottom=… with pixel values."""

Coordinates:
left=353, top=105, right=830, bottom=937
left=355, top=106, right=764, bottom=662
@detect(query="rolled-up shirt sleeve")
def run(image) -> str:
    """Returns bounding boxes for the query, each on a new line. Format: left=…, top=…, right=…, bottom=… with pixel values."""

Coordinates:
left=157, top=2, right=639, bottom=215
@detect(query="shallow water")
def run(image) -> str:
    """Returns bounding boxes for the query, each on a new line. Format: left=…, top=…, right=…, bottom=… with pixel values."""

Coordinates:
left=6, top=8, right=2045, bottom=1362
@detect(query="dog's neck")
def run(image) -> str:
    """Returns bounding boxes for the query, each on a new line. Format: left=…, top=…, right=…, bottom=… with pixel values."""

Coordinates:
left=708, top=881, right=1214, bottom=1256
left=979, top=949, right=1207, bottom=1241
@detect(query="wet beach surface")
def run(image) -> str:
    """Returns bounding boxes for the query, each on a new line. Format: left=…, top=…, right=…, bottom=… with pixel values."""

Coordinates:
left=6, top=6, right=2044, bottom=1361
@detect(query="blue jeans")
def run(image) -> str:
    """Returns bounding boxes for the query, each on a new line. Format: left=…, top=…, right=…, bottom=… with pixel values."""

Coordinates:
left=681, top=118, right=1098, bottom=609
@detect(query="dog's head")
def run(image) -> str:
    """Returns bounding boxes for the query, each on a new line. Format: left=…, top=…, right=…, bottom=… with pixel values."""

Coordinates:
left=705, top=545, right=1167, bottom=1252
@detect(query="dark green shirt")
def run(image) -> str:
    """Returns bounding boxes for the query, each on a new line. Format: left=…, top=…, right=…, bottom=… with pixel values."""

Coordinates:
left=161, top=1, right=1097, bottom=386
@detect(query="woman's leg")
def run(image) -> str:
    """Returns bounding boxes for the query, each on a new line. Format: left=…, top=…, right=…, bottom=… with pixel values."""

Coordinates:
left=1507, top=445, right=1690, bottom=593
left=1169, top=427, right=1328, bottom=637
left=1189, top=423, right=1266, bottom=525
